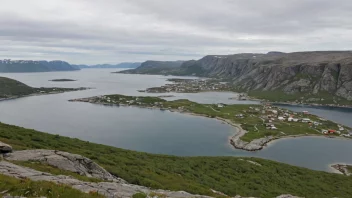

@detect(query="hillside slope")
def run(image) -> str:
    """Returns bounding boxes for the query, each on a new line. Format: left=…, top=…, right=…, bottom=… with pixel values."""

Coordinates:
left=119, top=60, right=184, bottom=74
left=0, top=60, right=80, bottom=72
left=0, top=76, right=85, bottom=99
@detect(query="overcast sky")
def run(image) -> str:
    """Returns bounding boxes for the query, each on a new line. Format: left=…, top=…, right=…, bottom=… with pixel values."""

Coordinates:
left=0, top=0, right=352, bottom=64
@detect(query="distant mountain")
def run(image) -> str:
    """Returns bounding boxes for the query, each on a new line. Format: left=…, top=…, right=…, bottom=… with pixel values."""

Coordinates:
left=119, top=60, right=184, bottom=74
left=0, top=60, right=80, bottom=73
left=119, top=51, right=352, bottom=104
left=76, top=62, right=141, bottom=69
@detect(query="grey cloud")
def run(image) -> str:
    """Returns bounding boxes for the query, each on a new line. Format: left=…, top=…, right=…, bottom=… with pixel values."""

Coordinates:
left=0, top=0, right=351, bottom=64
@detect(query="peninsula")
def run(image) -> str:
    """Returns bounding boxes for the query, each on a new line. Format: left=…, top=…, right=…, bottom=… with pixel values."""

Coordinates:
left=50, top=78, right=77, bottom=82
left=69, top=94, right=352, bottom=151
left=0, top=76, right=87, bottom=101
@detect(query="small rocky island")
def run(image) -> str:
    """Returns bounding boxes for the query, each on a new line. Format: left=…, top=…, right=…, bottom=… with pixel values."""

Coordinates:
left=69, top=94, right=352, bottom=151
left=50, top=79, right=77, bottom=82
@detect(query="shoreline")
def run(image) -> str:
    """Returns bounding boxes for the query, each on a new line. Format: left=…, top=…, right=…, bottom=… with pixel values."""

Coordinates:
left=330, top=164, right=352, bottom=176
left=69, top=98, right=350, bottom=152
left=269, top=101, right=352, bottom=109
left=0, top=88, right=90, bottom=102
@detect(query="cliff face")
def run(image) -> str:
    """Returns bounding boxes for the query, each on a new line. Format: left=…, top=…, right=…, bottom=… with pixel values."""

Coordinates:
left=179, top=52, right=352, bottom=101
left=0, top=60, right=80, bottom=72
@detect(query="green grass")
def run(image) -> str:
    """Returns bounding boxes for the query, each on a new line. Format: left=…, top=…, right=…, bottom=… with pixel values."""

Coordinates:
left=85, top=94, right=351, bottom=142
left=248, top=90, right=352, bottom=106
left=10, top=161, right=102, bottom=183
left=0, top=173, right=103, bottom=198
left=132, top=192, right=147, bottom=198
left=1, top=122, right=352, bottom=197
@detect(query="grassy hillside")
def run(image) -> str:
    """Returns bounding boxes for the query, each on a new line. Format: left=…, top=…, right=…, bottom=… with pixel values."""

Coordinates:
left=1, top=122, right=352, bottom=198
left=0, top=173, right=102, bottom=198
left=0, top=76, right=85, bottom=99
left=0, top=76, right=36, bottom=97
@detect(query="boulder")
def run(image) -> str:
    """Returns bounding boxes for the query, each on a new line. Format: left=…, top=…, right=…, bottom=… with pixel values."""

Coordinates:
left=4, top=149, right=121, bottom=182
left=0, top=141, right=12, bottom=153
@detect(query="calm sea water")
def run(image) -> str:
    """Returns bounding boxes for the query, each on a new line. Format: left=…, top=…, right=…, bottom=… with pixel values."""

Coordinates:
left=0, top=69, right=351, bottom=172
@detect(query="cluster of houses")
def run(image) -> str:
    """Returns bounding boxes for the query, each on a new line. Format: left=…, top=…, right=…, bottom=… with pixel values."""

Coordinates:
left=145, top=79, right=231, bottom=93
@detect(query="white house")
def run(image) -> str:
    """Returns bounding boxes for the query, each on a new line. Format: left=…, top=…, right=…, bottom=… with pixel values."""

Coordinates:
left=302, top=118, right=311, bottom=123
left=278, top=116, right=285, bottom=121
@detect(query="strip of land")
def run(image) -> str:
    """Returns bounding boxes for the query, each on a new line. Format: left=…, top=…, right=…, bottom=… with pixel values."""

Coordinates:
left=0, top=76, right=88, bottom=101
left=69, top=94, right=352, bottom=151
left=139, top=78, right=352, bottom=108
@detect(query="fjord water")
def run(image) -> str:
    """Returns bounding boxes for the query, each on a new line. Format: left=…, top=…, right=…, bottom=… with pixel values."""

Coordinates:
left=0, top=69, right=352, bottom=172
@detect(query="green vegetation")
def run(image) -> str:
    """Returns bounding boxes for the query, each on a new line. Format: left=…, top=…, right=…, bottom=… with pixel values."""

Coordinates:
left=79, top=94, right=351, bottom=142
left=2, top=118, right=352, bottom=197
left=132, top=192, right=147, bottom=198
left=248, top=90, right=352, bottom=106
left=11, top=161, right=102, bottom=183
left=0, top=76, right=85, bottom=99
left=0, top=173, right=103, bottom=198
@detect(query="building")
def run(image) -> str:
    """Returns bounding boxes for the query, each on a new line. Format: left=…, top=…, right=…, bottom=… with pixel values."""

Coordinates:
left=278, top=116, right=285, bottom=121
left=302, top=118, right=311, bottom=123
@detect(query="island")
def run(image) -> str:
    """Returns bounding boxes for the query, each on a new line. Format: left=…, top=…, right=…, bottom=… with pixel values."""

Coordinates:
left=139, top=78, right=235, bottom=93
left=0, top=76, right=87, bottom=101
left=69, top=94, right=352, bottom=151
left=50, top=79, right=77, bottom=82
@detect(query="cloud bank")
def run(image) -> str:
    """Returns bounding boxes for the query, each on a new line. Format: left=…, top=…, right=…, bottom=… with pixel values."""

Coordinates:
left=1, top=0, right=351, bottom=64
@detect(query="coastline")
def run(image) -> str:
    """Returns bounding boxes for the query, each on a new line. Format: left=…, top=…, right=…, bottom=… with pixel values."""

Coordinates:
left=330, top=164, right=352, bottom=176
left=0, top=88, right=90, bottom=102
left=269, top=101, right=352, bottom=109
left=68, top=98, right=351, bottom=152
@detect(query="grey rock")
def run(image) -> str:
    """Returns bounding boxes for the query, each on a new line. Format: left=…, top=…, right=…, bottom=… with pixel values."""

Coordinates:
left=0, top=141, right=12, bottom=153
left=0, top=161, right=212, bottom=198
left=4, top=149, right=120, bottom=182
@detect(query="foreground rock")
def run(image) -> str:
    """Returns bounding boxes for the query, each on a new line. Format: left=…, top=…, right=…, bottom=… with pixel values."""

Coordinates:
left=0, top=141, right=12, bottom=153
left=0, top=160, right=211, bottom=198
left=4, top=149, right=120, bottom=182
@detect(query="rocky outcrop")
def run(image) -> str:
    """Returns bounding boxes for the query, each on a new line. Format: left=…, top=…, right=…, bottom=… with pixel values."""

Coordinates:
left=4, top=150, right=119, bottom=182
left=331, top=164, right=352, bottom=176
left=0, top=160, right=211, bottom=198
left=0, top=141, right=12, bottom=153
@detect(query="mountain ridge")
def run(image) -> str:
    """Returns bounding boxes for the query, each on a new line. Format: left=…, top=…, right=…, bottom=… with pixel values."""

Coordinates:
left=120, top=51, right=352, bottom=104
left=0, top=59, right=80, bottom=73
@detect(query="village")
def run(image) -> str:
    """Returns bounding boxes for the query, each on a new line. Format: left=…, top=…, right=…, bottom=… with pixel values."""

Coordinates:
left=70, top=94, right=352, bottom=143
left=139, top=78, right=233, bottom=93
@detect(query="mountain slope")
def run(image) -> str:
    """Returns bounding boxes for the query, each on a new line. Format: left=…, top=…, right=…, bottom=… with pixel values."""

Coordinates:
left=0, top=60, right=80, bottom=73
left=119, top=60, right=184, bottom=74
left=174, top=51, right=352, bottom=103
